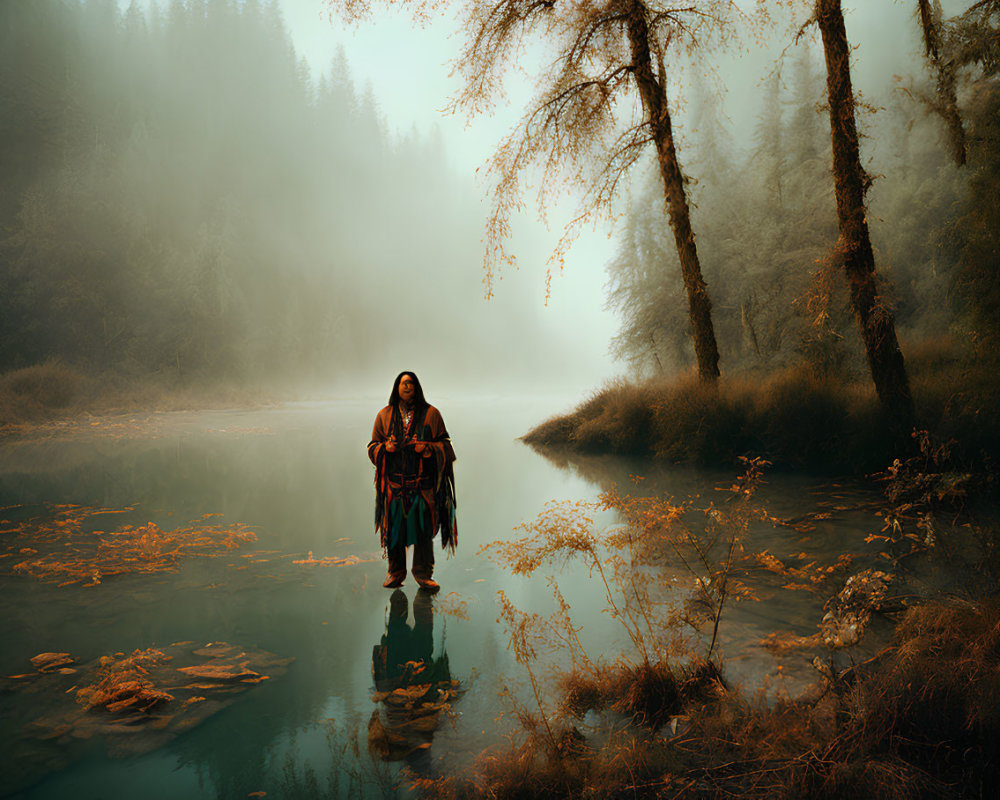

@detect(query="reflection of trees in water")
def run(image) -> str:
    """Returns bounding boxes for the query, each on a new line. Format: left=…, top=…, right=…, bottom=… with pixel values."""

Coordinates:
left=368, top=590, right=460, bottom=774
left=165, top=572, right=375, bottom=800
left=518, top=445, right=905, bottom=693
left=526, top=443, right=730, bottom=500
left=527, top=443, right=880, bottom=523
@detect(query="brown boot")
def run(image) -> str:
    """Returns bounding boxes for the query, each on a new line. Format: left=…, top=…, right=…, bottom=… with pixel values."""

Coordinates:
left=383, top=572, right=404, bottom=589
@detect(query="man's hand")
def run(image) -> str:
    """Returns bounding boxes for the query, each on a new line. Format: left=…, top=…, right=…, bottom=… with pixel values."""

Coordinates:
left=414, top=442, right=432, bottom=458
left=385, top=436, right=397, bottom=453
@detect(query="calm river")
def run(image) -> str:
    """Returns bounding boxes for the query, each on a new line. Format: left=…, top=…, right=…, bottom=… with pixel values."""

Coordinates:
left=0, top=398, right=899, bottom=799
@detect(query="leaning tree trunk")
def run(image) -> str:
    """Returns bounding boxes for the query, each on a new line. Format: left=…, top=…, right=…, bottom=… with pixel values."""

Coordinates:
left=625, top=0, right=721, bottom=382
left=815, top=0, right=914, bottom=429
left=917, top=0, right=967, bottom=166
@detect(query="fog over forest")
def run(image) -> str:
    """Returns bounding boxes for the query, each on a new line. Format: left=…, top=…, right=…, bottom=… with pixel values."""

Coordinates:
left=0, top=0, right=604, bottom=402
left=0, top=0, right=996, bottom=403
left=2, top=4, right=1000, bottom=797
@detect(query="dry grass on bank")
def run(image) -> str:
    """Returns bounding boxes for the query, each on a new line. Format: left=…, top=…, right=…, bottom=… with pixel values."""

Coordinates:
left=524, top=368, right=885, bottom=470
left=559, top=659, right=723, bottom=729
left=524, top=341, right=1000, bottom=472
left=414, top=602, right=1000, bottom=800
left=0, top=361, right=274, bottom=428
left=0, top=361, right=90, bottom=423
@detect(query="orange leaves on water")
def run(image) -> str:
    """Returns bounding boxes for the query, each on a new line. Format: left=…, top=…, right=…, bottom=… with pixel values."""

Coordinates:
left=176, top=664, right=264, bottom=683
left=369, top=677, right=461, bottom=762
left=760, top=631, right=824, bottom=652
left=292, top=550, right=367, bottom=567
left=752, top=550, right=854, bottom=591
left=1, top=504, right=257, bottom=586
left=30, top=653, right=76, bottom=673
left=436, top=591, right=470, bottom=622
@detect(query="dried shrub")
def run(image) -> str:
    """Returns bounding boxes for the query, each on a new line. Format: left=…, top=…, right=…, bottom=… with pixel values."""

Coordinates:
left=560, top=658, right=722, bottom=730
left=0, top=361, right=89, bottom=423
left=573, top=379, right=656, bottom=453
left=421, top=599, right=1000, bottom=799
left=432, top=429, right=1000, bottom=800
left=521, top=413, right=577, bottom=448
left=830, top=603, right=1000, bottom=785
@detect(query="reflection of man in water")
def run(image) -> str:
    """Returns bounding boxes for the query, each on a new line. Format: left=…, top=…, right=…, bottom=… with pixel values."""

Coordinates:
left=368, top=590, right=456, bottom=770
left=368, top=371, right=457, bottom=591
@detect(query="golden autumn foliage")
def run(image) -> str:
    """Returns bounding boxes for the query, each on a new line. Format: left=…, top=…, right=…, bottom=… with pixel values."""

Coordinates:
left=486, top=456, right=774, bottom=676
left=422, top=540, right=999, bottom=800
left=406, top=444, right=1000, bottom=799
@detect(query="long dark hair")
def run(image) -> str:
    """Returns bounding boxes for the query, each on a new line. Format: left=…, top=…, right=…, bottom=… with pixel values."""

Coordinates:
left=388, top=371, right=428, bottom=409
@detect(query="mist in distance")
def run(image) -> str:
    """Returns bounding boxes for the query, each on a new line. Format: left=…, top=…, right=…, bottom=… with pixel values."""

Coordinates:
left=0, top=0, right=989, bottom=408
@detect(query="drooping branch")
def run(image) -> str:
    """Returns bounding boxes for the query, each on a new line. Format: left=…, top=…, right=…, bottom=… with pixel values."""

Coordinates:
left=479, top=54, right=636, bottom=293
left=327, top=0, right=749, bottom=373
left=950, top=0, right=1000, bottom=76
left=451, top=0, right=563, bottom=114
left=565, top=11, right=629, bottom=65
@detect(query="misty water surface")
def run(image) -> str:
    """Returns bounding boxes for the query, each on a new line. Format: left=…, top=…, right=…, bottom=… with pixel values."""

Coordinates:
left=0, top=399, right=910, bottom=799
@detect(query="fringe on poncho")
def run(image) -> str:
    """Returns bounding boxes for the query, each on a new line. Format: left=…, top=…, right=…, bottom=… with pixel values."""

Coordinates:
left=368, top=403, right=457, bottom=556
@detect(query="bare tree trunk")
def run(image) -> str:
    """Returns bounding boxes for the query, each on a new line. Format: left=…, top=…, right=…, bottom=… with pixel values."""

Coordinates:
left=917, top=0, right=967, bottom=166
left=625, top=0, right=721, bottom=382
left=815, top=0, right=914, bottom=428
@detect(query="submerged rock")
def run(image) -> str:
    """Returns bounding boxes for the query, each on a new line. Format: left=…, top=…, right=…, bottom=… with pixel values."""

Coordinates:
left=5, top=640, right=293, bottom=772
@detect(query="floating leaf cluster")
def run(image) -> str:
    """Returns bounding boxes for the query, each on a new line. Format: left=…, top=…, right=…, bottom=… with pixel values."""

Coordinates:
left=292, top=550, right=366, bottom=567
left=1, top=504, right=257, bottom=586
left=4, top=641, right=292, bottom=759
left=75, top=648, right=175, bottom=714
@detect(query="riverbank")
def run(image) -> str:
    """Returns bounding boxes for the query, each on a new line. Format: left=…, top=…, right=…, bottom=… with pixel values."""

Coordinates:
left=0, top=362, right=278, bottom=436
left=412, top=441, right=1000, bottom=799
left=523, top=345, right=1000, bottom=474
left=415, top=599, right=1000, bottom=800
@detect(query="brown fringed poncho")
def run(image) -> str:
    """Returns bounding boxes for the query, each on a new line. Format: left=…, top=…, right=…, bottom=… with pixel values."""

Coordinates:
left=367, top=404, right=457, bottom=555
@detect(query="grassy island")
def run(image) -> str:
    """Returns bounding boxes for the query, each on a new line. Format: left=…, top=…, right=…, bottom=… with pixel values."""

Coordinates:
left=524, top=345, right=1000, bottom=475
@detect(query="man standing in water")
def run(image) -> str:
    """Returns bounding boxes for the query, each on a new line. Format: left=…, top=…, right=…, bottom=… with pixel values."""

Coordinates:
left=368, top=372, right=457, bottom=591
